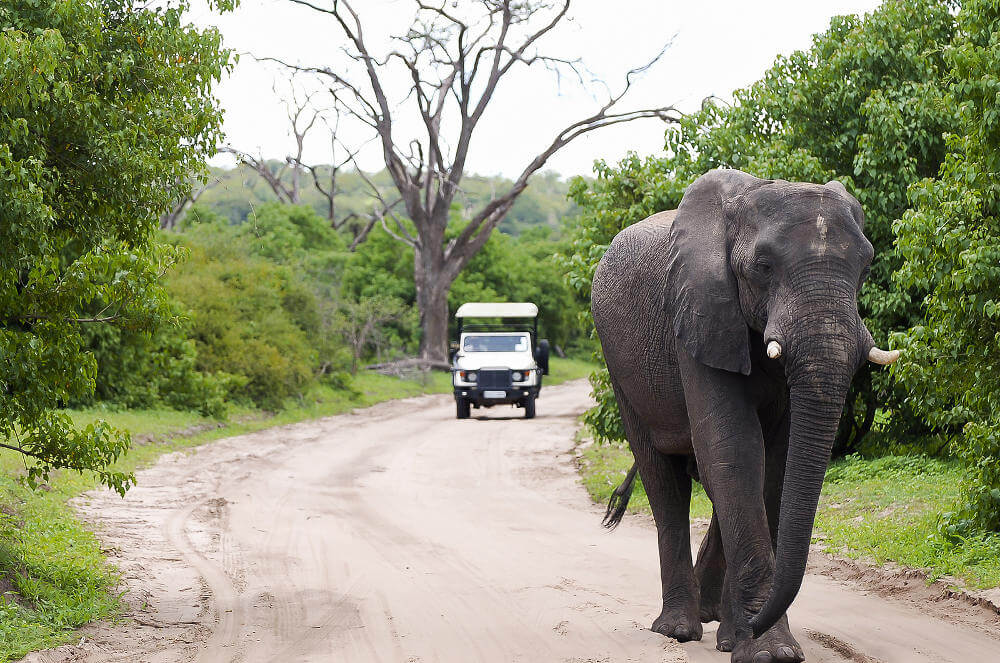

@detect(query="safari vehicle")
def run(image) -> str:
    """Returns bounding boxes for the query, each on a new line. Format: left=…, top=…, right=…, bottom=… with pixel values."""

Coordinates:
left=451, top=302, right=549, bottom=419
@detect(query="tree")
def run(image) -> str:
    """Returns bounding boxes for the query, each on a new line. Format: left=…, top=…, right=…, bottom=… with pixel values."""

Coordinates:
left=225, top=85, right=397, bottom=249
left=223, top=81, right=318, bottom=205
left=271, top=0, right=680, bottom=362
left=337, top=296, right=407, bottom=373
left=0, top=0, right=233, bottom=492
left=559, top=0, right=957, bottom=451
left=160, top=176, right=217, bottom=230
left=894, top=0, right=1000, bottom=535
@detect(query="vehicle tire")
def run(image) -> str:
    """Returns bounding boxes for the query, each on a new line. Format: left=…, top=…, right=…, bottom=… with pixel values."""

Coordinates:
left=534, top=339, right=550, bottom=375
left=456, top=398, right=470, bottom=419
left=524, top=395, right=536, bottom=419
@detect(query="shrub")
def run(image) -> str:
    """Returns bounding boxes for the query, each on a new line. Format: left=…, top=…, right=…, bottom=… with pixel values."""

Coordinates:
left=165, top=224, right=320, bottom=410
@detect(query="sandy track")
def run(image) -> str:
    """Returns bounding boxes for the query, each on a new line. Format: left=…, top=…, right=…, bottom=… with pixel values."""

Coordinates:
left=22, top=380, right=1000, bottom=663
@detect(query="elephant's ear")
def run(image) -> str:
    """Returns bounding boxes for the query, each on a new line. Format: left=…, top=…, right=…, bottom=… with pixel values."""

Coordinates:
left=665, top=169, right=765, bottom=375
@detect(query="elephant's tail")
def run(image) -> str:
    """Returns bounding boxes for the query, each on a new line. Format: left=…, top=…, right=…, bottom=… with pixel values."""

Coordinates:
left=602, top=462, right=639, bottom=530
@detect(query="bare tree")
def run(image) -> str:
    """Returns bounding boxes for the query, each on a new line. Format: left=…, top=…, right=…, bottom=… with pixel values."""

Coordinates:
left=226, top=82, right=397, bottom=249
left=337, top=295, right=407, bottom=373
left=297, top=103, right=358, bottom=225
left=223, top=82, right=322, bottom=204
left=296, top=106, right=401, bottom=246
left=272, top=0, right=681, bottom=362
left=160, top=177, right=213, bottom=230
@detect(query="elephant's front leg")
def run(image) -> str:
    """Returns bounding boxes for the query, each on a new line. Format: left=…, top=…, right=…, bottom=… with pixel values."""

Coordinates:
left=678, top=352, right=802, bottom=663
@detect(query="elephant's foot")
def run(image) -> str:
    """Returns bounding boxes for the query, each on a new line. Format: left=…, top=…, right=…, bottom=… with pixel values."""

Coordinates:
left=651, top=604, right=703, bottom=642
left=731, top=616, right=803, bottom=663
left=698, top=588, right=724, bottom=623
left=715, top=614, right=736, bottom=652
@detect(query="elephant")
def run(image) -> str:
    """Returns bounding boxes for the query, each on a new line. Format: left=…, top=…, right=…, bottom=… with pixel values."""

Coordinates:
left=590, top=169, right=898, bottom=663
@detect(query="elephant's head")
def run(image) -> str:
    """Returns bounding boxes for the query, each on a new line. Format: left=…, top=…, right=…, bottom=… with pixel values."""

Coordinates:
left=665, top=169, right=897, bottom=637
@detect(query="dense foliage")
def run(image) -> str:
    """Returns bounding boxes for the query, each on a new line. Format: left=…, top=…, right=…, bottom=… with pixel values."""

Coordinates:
left=75, top=198, right=585, bottom=415
left=895, top=0, right=1000, bottom=535
left=0, top=0, right=232, bottom=493
left=560, top=0, right=957, bottom=450
left=74, top=305, right=229, bottom=416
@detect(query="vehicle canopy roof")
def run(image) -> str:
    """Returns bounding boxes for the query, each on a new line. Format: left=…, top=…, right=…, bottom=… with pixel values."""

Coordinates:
left=455, top=302, right=538, bottom=319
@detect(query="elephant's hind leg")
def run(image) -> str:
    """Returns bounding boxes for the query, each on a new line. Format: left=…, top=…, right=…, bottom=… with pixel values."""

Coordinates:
left=612, top=382, right=701, bottom=642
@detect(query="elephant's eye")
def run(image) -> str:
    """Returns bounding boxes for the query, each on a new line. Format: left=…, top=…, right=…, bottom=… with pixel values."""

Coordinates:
left=751, top=258, right=773, bottom=282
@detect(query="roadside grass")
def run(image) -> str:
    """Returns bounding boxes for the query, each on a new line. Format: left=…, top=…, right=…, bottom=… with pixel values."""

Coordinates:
left=0, top=467, right=119, bottom=660
left=544, top=356, right=596, bottom=385
left=0, top=357, right=594, bottom=661
left=577, top=440, right=713, bottom=521
left=577, top=442, right=1000, bottom=590
left=816, top=455, right=1000, bottom=588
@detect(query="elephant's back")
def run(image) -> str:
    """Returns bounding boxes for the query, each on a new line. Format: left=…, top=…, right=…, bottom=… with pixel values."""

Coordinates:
left=592, top=210, right=677, bottom=325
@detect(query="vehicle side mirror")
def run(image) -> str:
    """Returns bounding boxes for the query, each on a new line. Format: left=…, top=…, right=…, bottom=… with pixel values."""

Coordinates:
left=534, top=339, right=550, bottom=375
left=449, top=340, right=459, bottom=363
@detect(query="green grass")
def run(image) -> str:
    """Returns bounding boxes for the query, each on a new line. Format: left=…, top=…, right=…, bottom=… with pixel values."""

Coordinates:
left=0, top=445, right=124, bottom=661
left=578, top=440, right=713, bottom=520
left=577, top=443, right=1000, bottom=590
left=817, top=455, right=1000, bottom=588
left=544, top=356, right=596, bottom=385
left=0, top=358, right=593, bottom=661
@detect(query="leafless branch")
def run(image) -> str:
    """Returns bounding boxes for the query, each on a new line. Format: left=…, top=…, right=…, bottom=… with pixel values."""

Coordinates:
left=160, top=176, right=216, bottom=229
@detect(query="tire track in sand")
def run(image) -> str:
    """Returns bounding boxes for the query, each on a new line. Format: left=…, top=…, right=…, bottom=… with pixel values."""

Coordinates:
left=21, top=383, right=1000, bottom=663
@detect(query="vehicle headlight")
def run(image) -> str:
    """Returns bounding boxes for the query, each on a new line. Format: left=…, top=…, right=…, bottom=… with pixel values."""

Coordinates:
left=512, top=371, right=523, bottom=381
left=463, top=371, right=477, bottom=382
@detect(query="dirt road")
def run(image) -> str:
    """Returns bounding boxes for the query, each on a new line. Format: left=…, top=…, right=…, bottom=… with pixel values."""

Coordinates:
left=23, top=381, right=1000, bottom=663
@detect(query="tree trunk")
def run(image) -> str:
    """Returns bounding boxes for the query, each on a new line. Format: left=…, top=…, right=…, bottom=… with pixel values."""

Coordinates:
left=414, top=236, right=452, bottom=363
left=416, top=283, right=449, bottom=363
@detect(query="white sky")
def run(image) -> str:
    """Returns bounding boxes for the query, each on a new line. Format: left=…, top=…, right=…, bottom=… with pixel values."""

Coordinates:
left=192, top=0, right=883, bottom=178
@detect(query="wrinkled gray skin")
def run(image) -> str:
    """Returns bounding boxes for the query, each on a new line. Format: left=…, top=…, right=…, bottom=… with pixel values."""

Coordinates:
left=592, top=169, right=878, bottom=663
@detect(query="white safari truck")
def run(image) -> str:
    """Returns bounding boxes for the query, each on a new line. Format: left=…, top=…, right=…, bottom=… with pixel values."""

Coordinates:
left=451, top=302, right=549, bottom=419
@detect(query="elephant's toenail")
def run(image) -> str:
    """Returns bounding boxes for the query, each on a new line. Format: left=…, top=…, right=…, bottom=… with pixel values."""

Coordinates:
left=778, top=646, right=796, bottom=659
left=752, top=652, right=774, bottom=663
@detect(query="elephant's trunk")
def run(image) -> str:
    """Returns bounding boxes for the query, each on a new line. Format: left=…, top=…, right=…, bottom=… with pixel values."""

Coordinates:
left=751, top=294, right=859, bottom=637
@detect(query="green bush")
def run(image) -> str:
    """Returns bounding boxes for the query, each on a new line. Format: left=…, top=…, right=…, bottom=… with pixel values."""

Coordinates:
left=894, top=0, right=1000, bottom=536
left=73, top=304, right=229, bottom=417
left=165, top=223, right=322, bottom=410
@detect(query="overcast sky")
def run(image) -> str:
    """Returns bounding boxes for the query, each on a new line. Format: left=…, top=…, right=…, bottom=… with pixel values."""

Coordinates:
left=192, top=0, right=883, bottom=179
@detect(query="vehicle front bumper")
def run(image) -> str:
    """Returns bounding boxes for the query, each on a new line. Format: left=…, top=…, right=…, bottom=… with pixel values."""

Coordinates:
left=453, top=385, right=539, bottom=407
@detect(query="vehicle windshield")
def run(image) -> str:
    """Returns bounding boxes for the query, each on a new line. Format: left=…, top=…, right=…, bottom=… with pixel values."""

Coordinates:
left=462, top=334, right=529, bottom=352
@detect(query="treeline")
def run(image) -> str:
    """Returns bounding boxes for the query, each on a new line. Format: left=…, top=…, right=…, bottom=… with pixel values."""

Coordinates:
left=73, top=199, right=587, bottom=415
left=559, top=0, right=1000, bottom=538
left=197, top=164, right=583, bottom=236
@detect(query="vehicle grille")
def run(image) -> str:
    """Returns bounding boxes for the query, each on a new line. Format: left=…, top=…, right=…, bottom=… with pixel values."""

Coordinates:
left=478, top=369, right=511, bottom=390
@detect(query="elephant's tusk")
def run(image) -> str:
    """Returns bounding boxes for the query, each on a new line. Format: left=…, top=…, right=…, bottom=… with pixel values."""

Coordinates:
left=868, top=346, right=900, bottom=365
left=767, top=341, right=782, bottom=359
